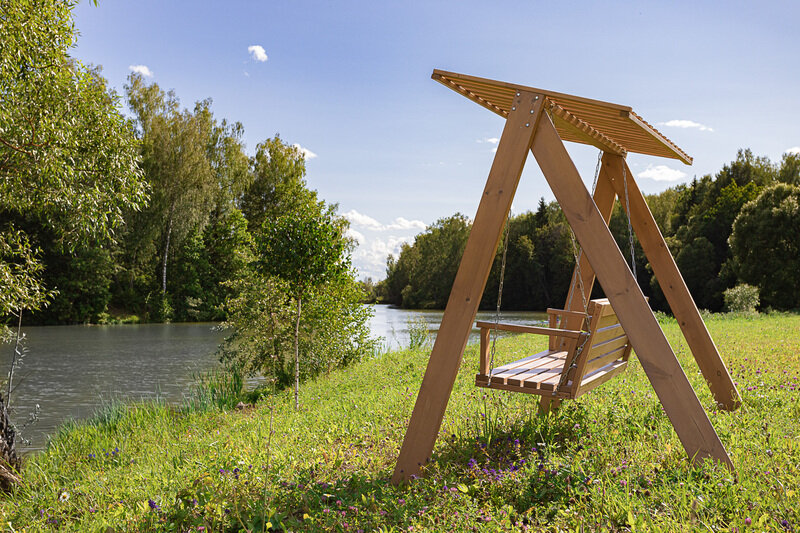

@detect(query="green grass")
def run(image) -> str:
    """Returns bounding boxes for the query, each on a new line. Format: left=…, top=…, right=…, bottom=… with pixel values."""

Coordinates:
left=1, top=313, right=799, bottom=531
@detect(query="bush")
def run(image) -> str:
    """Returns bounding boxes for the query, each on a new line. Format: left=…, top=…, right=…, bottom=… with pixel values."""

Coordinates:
left=723, top=284, right=759, bottom=313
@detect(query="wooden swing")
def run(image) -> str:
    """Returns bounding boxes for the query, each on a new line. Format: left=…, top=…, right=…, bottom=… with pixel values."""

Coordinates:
left=476, top=150, right=642, bottom=411
left=476, top=299, right=632, bottom=402
left=392, top=71, right=741, bottom=484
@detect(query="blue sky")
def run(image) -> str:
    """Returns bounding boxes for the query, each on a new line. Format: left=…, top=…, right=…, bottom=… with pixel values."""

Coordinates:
left=72, top=1, right=799, bottom=280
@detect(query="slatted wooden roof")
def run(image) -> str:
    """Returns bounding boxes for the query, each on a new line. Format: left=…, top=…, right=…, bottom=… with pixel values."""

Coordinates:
left=433, top=70, right=692, bottom=165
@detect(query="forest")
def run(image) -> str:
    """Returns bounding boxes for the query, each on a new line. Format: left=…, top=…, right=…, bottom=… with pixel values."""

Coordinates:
left=377, top=149, right=800, bottom=313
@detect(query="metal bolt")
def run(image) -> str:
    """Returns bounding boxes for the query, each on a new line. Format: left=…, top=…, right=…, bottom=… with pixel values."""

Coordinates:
left=511, top=106, right=516, bottom=111
left=535, top=96, right=539, bottom=100
left=516, top=92, right=520, bottom=96
left=525, top=123, right=530, bottom=127
left=530, top=109, right=534, bottom=113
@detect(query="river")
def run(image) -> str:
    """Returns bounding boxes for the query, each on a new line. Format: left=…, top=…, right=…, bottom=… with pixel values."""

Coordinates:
left=9, top=305, right=545, bottom=451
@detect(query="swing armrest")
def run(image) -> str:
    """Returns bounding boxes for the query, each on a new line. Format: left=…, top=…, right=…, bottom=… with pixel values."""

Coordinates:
left=475, top=321, right=585, bottom=339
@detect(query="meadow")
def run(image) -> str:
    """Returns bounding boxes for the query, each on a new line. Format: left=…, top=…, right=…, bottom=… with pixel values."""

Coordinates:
left=0, top=312, right=798, bottom=532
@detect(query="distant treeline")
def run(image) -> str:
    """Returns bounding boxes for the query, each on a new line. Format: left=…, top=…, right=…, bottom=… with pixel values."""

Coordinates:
left=371, top=150, right=800, bottom=312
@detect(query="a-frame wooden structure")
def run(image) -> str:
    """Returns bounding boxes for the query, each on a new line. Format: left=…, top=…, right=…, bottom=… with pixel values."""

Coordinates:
left=392, top=70, right=741, bottom=484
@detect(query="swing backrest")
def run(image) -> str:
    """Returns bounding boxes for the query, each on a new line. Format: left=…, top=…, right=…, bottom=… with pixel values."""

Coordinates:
left=565, top=298, right=634, bottom=397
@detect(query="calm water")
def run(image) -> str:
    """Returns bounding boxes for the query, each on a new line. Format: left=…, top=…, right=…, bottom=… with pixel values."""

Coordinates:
left=10, top=306, right=546, bottom=451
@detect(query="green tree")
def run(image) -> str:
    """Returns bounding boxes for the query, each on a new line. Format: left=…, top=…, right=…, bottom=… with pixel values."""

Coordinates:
left=729, top=184, right=800, bottom=310
left=257, top=202, right=356, bottom=409
left=779, top=152, right=800, bottom=185
left=1, top=1, right=147, bottom=318
left=239, top=136, right=317, bottom=231
left=0, top=0, right=147, bottom=482
left=124, top=75, right=230, bottom=319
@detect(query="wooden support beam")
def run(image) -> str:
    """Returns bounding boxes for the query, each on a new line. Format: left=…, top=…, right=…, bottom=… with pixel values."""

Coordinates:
left=561, top=153, right=618, bottom=332
left=530, top=113, right=733, bottom=469
left=602, top=156, right=741, bottom=410
left=391, top=91, right=545, bottom=484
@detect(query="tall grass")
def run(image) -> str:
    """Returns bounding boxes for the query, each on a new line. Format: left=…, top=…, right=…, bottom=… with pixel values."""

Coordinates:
left=0, top=312, right=798, bottom=531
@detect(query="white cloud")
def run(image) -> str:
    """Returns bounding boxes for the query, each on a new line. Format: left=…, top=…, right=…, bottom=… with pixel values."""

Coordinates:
left=344, top=210, right=426, bottom=232
left=385, top=217, right=427, bottom=231
left=658, top=119, right=713, bottom=132
left=785, top=146, right=800, bottom=155
left=637, top=164, right=688, bottom=182
left=342, top=210, right=428, bottom=279
left=128, top=64, right=153, bottom=77
left=292, top=144, right=317, bottom=159
left=351, top=235, right=414, bottom=280
left=478, top=137, right=500, bottom=144
left=247, top=45, right=268, bottom=62
left=344, top=210, right=383, bottom=231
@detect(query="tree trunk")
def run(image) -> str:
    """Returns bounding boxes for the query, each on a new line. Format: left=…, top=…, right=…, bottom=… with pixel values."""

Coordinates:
left=162, top=202, right=176, bottom=294
left=294, top=296, right=302, bottom=411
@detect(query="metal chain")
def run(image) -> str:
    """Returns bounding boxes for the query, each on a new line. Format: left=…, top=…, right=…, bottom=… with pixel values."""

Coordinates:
left=486, top=210, right=512, bottom=386
left=557, top=232, right=591, bottom=390
left=621, top=154, right=637, bottom=281
left=557, top=150, right=602, bottom=391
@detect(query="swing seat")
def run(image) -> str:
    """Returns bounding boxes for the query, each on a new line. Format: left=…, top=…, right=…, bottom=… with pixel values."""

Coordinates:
left=475, top=298, right=633, bottom=400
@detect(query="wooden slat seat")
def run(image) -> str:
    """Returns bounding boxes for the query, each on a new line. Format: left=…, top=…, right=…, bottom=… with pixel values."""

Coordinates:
left=475, top=298, right=633, bottom=400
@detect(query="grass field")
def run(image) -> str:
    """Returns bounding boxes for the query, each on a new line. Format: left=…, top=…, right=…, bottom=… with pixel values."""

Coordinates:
left=1, top=312, right=798, bottom=531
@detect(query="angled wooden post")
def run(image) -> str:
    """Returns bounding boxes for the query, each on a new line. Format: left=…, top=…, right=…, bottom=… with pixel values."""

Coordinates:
left=391, top=91, right=545, bottom=484
left=601, top=155, right=741, bottom=410
left=561, top=154, right=619, bottom=331
left=531, top=111, right=732, bottom=469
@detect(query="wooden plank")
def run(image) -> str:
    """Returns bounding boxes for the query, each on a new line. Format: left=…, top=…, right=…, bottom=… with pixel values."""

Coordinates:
left=486, top=350, right=560, bottom=374
left=506, top=356, right=568, bottom=386
left=531, top=113, right=733, bottom=470
left=391, top=92, right=545, bottom=485
left=475, top=378, right=573, bottom=399
left=478, top=352, right=566, bottom=382
left=475, top=321, right=584, bottom=339
left=583, top=345, right=628, bottom=375
left=591, top=323, right=626, bottom=345
left=578, top=361, right=629, bottom=395
left=596, top=313, right=622, bottom=330
left=587, top=334, right=629, bottom=360
left=603, top=156, right=741, bottom=411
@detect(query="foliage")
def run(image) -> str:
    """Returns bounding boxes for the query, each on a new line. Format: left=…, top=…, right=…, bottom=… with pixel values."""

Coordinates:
left=239, top=136, right=317, bottom=232
left=168, top=208, right=253, bottom=321
left=0, top=231, right=55, bottom=322
left=0, top=0, right=147, bottom=324
left=257, top=203, right=350, bottom=298
left=729, top=183, right=800, bottom=310
left=2, top=313, right=799, bottom=530
left=723, top=284, right=760, bottom=313
left=221, top=201, right=374, bottom=394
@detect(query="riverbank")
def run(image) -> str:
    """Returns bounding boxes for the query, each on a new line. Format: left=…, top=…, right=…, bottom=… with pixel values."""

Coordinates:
left=1, top=312, right=798, bottom=531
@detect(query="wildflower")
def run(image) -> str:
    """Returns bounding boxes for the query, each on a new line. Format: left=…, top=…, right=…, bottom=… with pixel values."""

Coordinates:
left=58, top=491, right=70, bottom=502
left=148, top=499, right=160, bottom=511
left=745, top=517, right=752, bottom=525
